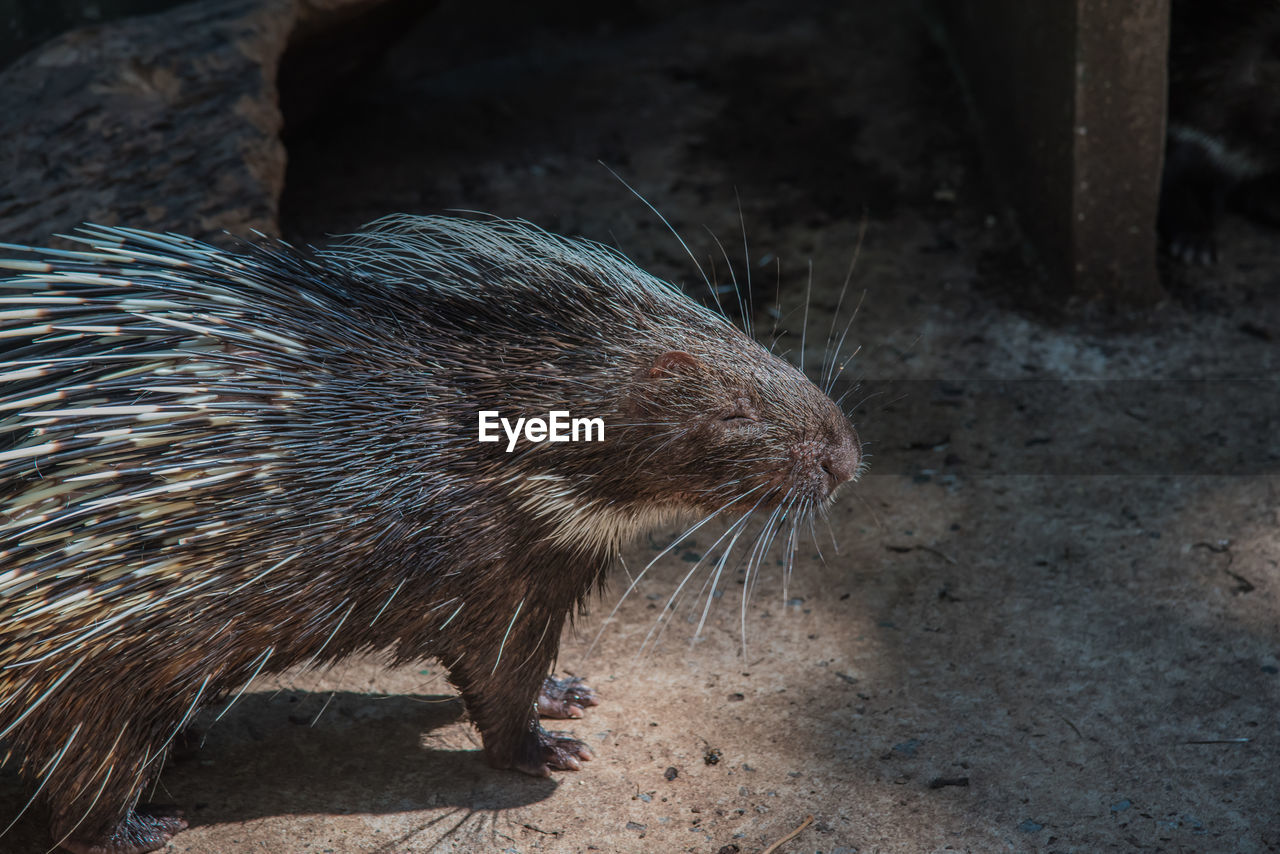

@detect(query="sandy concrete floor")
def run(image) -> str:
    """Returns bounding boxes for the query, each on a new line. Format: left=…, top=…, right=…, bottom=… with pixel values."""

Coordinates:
left=3, top=0, right=1279, bottom=852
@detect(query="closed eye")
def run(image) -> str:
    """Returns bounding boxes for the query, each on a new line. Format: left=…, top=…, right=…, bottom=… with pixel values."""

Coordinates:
left=721, top=398, right=758, bottom=423
left=719, top=395, right=758, bottom=425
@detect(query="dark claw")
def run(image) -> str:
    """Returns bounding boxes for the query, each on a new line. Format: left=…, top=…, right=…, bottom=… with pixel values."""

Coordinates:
left=542, top=730, right=593, bottom=771
left=511, top=726, right=594, bottom=776
left=1168, top=232, right=1217, bottom=266
left=537, top=675, right=599, bottom=719
left=59, top=806, right=187, bottom=854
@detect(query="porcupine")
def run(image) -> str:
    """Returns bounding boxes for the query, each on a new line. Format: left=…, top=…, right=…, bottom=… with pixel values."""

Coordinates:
left=1161, top=0, right=1280, bottom=263
left=0, top=215, right=862, bottom=854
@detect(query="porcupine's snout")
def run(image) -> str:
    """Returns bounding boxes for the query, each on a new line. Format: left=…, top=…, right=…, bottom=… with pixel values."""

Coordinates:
left=819, top=421, right=862, bottom=494
left=788, top=415, right=862, bottom=501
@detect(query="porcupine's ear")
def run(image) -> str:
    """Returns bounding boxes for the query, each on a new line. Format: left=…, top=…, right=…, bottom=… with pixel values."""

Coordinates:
left=626, top=351, right=704, bottom=417
left=646, top=351, right=702, bottom=379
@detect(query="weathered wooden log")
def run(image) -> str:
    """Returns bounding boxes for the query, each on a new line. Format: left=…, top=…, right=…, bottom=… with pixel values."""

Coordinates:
left=0, top=0, right=429, bottom=245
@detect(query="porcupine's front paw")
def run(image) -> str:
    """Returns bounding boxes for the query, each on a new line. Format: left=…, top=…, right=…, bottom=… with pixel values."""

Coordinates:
left=510, top=726, right=595, bottom=777
left=537, top=675, right=599, bottom=719
left=59, top=806, right=187, bottom=854
left=1165, top=222, right=1219, bottom=265
left=1159, top=141, right=1224, bottom=266
left=1161, top=189, right=1219, bottom=265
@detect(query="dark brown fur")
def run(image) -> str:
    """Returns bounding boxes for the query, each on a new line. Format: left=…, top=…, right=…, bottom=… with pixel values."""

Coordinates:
left=1161, top=0, right=1280, bottom=262
left=0, top=216, right=860, bottom=853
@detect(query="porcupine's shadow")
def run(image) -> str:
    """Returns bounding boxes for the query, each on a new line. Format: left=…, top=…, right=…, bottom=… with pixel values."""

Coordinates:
left=173, top=691, right=559, bottom=824
left=0, top=690, right=558, bottom=851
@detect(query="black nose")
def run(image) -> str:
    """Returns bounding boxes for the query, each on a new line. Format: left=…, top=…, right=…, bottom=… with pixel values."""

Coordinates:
left=820, top=428, right=862, bottom=488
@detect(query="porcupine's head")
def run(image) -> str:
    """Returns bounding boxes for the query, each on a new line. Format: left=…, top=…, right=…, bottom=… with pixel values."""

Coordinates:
left=326, top=216, right=863, bottom=564
left=620, top=314, right=863, bottom=524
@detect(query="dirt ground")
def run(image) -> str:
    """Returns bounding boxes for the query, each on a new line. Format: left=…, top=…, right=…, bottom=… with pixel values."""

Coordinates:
left=4, top=0, right=1279, bottom=852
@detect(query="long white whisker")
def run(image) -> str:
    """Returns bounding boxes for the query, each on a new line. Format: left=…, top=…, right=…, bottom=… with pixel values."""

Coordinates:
left=693, top=490, right=774, bottom=639
left=825, top=289, right=868, bottom=396
left=737, top=505, right=787, bottom=653
left=824, top=514, right=841, bottom=556
left=703, top=225, right=747, bottom=329
left=741, top=489, right=798, bottom=655
left=769, top=255, right=783, bottom=345
left=781, top=496, right=813, bottom=603
left=799, top=259, right=813, bottom=375
left=584, top=482, right=769, bottom=659
left=821, top=218, right=867, bottom=391
left=735, top=188, right=754, bottom=340
left=807, top=507, right=825, bottom=568
left=597, top=161, right=719, bottom=312
left=639, top=500, right=762, bottom=659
